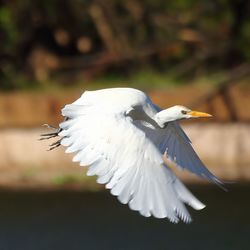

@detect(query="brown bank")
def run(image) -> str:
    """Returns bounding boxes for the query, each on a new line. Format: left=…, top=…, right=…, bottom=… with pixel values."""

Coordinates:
left=0, top=86, right=250, bottom=189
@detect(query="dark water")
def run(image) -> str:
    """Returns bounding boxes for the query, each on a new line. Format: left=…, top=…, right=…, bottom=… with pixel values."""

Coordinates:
left=0, top=185, right=249, bottom=250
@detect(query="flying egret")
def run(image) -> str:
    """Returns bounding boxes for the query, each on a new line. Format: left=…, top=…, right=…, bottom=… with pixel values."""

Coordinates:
left=41, top=87, right=223, bottom=223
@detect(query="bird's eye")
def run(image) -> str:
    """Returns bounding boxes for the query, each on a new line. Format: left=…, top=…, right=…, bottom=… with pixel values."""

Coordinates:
left=181, top=110, right=187, bottom=115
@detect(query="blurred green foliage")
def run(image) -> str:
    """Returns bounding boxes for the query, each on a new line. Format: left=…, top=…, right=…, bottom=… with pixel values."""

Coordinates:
left=0, top=0, right=249, bottom=90
left=0, top=6, right=18, bottom=51
left=52, top=173, right=99, bottom=190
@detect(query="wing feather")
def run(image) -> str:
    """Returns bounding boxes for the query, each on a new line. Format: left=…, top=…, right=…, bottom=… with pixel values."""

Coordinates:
left=59, top=102, right=205, bottom=222
left=134, top=119, right=223, bottom=186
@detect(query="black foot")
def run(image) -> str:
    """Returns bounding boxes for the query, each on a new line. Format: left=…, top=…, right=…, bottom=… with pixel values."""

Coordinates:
left=39, top=124, right=63, bottom=150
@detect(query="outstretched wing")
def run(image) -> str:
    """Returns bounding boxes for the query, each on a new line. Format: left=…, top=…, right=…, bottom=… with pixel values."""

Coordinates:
left=59, top=103, right=204, bottom=223
left=135, top=119, right=223, bottom=186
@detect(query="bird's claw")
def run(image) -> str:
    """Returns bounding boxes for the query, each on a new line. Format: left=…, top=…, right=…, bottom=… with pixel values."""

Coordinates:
left=40, top=124, right=63, bottom=150
left=42, top=124, right=57, bottom=129
left=47, top=138, right=62, bottom=151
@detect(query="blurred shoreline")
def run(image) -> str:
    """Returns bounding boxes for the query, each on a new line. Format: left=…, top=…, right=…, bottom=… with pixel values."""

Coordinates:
left=0, top=124, right=249, bottom=190
left=1, top=87, right=250, bottom=190
left=1, top=84, right=250, bottom=127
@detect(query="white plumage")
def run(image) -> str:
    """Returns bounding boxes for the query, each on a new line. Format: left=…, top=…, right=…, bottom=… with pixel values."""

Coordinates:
left=44, top=87, right=223, bottom=223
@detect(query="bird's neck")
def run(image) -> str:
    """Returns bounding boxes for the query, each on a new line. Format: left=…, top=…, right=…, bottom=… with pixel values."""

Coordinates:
left=154, top=109, right=178, bottom=128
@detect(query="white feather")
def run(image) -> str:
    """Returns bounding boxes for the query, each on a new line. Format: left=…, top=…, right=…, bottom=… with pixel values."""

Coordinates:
left=56, top=87, right=221, bottom=223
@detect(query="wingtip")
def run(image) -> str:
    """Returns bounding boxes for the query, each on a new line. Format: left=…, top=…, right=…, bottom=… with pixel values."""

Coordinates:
left=212, top=176, right=228, bottom=192
left=194, top=201, right=206, bottom=210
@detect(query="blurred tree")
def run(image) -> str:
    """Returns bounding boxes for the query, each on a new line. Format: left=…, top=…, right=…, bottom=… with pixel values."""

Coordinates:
left=0, top=0, right=249, bottom=89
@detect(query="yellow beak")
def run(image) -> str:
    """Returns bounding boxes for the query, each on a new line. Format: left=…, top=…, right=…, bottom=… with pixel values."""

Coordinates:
left=187, top=110, right=212, bottom=118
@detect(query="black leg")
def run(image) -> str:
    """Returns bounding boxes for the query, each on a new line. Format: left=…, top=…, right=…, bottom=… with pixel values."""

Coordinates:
left=39, top=124, right=63, bottom=150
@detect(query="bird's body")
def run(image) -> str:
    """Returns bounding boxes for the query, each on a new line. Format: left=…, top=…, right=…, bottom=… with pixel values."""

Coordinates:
left=42, top=87, right=222, bottom=223
left=75, top=87, right=148, bottom=107
left=72, top=88, right=157, bottom=119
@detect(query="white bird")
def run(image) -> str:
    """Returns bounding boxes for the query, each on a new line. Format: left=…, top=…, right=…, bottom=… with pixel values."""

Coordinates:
left=41, top=87, right=223, bottom=223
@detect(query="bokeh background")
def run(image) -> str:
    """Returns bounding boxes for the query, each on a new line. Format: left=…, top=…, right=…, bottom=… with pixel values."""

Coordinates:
left=0, top=1, right=250, bottom=249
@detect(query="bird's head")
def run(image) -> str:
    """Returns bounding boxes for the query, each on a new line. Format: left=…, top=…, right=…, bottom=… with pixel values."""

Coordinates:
left=155, top=105, right=212, bottom=128
left=173, top=105, right=212, bottom=119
